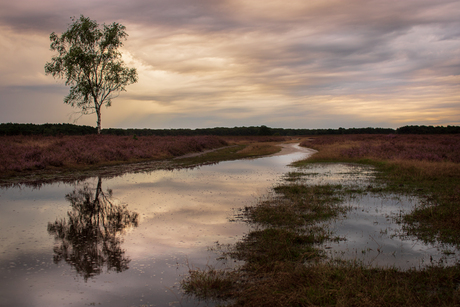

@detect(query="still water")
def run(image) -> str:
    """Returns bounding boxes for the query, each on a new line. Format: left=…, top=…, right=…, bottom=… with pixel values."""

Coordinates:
left=0, top=144, right=313, bottom=307
left=294, top=163, right=460, bottom=269
left=2, top=144, right=458, bottom=307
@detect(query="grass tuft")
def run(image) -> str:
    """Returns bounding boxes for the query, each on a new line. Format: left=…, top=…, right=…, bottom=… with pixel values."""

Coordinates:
left=181, top=265, right=239, bottom=301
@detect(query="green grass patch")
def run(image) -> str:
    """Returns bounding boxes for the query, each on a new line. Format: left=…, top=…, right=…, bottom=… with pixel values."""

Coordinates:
left=173, top=144, right=281, bottom=168
left=231, top=228, right=323, bottom=271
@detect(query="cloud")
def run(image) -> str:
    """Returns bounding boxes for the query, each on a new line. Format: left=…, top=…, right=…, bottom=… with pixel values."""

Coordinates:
left=0, top=0, right=459, bottom=128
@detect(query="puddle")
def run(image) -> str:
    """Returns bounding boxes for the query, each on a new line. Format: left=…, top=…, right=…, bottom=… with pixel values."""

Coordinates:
left=0, top=144, right=314, bottom=307
left=295, top=163, right=460, bottom=269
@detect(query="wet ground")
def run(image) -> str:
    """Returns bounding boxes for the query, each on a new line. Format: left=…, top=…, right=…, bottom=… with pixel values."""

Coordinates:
left=1, top=144, right=458, bottom=307
left=0, top=144, right=313, bottom=307
left=294, top=163, right=460, bottom=269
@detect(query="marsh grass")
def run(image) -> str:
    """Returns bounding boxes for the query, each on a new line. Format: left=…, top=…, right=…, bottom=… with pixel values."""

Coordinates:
left=182, top=134, right=460, bottom=306
left=297, top=134, right=460, bottom=246
left=228, top=262, right=460, bottom=307
left=181, top=265, right=240, bottom=301
left=283, top=171, right=321, bottom=182
left=182, top=183, right=350, bottom=305
left=182, top=176, right=460, bottom=306
left=231, top=185, right=345, bottom=270
left=244, top=184, right=347, bottom=228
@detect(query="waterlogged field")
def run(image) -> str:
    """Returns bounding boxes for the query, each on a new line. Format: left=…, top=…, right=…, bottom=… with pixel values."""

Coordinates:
left=182, top=134, right=460, bottom=306
left=1, top=134, right=459, bottom=306
left=286, top=163, right=459, bottom=268
left=301, top=134, right=460, bottom=245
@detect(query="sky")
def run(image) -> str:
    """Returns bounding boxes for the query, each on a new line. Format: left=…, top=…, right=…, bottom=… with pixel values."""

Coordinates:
left=0, top=0, right=459, bottom=130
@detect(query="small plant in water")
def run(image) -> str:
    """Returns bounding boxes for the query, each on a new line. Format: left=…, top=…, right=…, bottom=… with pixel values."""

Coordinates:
left=181, top=265, right=239, bottom=301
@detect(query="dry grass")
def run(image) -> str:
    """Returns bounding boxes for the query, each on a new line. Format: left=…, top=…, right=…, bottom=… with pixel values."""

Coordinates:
left=0, top=135, right=228, bottom=174
left=300, top=138, right=361, bottom=162
left=236, top=143, right=281, bottom=156
left=6, top=137, right=58, bottom=148
left=222, top=135, right=289, bottom=144
left=301, top=134, right=460, bottom=163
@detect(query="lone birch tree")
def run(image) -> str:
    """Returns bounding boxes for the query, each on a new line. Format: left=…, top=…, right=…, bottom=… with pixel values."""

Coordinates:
left=45, top=16, right=138, bottom=134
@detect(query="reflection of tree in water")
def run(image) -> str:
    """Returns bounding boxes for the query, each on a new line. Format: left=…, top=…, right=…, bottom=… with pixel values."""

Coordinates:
left=47, top=177, right=139, bottom=281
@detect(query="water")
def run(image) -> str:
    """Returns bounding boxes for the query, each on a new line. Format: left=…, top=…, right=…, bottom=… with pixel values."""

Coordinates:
left=295, top=163, right=460, bottom=269
left=0, top=144, right=313, bottom=307
left=1, top=146, right=459, bottom=306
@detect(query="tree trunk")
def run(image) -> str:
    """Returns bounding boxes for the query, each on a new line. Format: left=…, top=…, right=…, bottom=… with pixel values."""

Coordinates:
left=96, top=108, right=102, bottom=134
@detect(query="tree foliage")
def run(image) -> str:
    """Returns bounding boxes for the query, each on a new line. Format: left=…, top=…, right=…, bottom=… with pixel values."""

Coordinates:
left=45, top=15, right=138, bottom=134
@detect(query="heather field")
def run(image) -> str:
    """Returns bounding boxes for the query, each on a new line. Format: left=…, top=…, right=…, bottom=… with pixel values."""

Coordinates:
left=0, top=134, right=228, bottom=175
left=301, top=134, right=460, bottom=163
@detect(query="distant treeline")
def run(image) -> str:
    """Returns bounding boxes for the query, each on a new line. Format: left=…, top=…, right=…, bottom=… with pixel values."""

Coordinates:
left=0, top=123, right=97, bottom=136
left=102, top=126, right=397, bottom=136
left=1, top=123, right=459, bottom=136
left=396, top=125, right=460, bottom=134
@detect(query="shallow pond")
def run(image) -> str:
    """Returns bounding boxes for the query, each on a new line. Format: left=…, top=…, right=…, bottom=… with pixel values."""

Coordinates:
left=0, top=144, right=313, bottom=307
